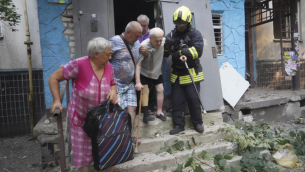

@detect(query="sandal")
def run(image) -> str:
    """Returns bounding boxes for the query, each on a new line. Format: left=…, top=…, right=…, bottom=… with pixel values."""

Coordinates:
left=156, top=114, right=167, bottom=121
left=131, top=136, right=141, bottom=145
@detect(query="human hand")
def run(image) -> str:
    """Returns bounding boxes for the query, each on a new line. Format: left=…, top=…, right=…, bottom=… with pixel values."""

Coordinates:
left=164, top=38, right=175, bottom=50
left=50, top=101, right=63, bottom=114
left=180, top=55, right=187, bottom=62
left=135, top=82, right=143, bottom=91
left=139, top=45, right=148, bottom=57
left=107, top=89, right=118, bottom=104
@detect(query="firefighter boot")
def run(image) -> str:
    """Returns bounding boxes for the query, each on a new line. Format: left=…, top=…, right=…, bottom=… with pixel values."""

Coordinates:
left=170, top=125, right=185, bottom=135
left=194, top=124, right=204, bottom=133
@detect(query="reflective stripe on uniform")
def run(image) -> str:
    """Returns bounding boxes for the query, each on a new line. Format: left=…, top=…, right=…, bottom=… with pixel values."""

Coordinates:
left=178, top=72, right=204, bottom=84
left=171, top=73, right=178, bottom=83
left=188, top=47, right=198, bottom=59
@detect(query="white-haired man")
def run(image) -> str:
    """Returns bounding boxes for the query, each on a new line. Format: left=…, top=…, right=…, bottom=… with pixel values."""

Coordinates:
left=137, top=14, right=150, bottom=43
left=135, top=27, right=167, bottom=123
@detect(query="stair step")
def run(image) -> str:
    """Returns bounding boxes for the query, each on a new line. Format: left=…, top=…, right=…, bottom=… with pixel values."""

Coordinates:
left=149, top=156, right=242, bottom=172
left=132, top=112, right=223, bottom=138
left=137, top=124, right=228, bottom=154
left=114, top=142, right=238, bottom=172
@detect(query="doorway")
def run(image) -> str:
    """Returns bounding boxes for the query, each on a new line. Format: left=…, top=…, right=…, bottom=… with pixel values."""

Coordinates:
left=113, top=0, right=155, bottom=35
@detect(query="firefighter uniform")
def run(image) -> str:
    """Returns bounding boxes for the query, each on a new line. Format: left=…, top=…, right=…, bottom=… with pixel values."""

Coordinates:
left=164, top=6, right=204, bottom=134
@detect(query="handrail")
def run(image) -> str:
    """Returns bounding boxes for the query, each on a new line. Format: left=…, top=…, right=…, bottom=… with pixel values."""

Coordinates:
left=53, top=80, right=69, bottom=172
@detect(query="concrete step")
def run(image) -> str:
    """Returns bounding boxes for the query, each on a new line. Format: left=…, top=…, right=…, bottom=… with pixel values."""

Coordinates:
left=114, top=142, right=238, bottom=172
left=132, top=111, right=223, bottom=138
left=149, top=156, right=242, bottom=172
left=137, top=124, right=229, bottom=154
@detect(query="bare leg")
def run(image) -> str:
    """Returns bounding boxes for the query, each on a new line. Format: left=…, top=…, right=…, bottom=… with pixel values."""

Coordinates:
left=104, top=167, right=114, bottom=172
left=79, top=165, right=91, bottom=172
left=127, top=105, right=136, bottom=130
left=155, top=83, right=164, bottom=116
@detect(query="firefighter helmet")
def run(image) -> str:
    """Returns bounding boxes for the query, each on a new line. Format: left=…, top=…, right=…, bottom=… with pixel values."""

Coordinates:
left=173, top=6, right=192, bottom=24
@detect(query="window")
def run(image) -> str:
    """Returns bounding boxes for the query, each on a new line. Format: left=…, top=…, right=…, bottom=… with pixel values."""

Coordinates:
left=47, top=0, right=71, bottom=4
left=0, top=22, right=3, bottom=39
left=191, top=13, right=196, bottom=29
left=212, top=14, right=223, bottom=55
left=273, top=0, right=301, bottom=40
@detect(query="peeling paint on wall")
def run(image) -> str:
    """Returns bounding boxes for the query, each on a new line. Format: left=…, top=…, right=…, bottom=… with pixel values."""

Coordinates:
left=38, top=1, right=71, bottom=108
left=210, top=0, right=246, bottom=78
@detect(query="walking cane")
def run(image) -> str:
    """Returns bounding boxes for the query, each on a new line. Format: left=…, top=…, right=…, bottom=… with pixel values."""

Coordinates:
left=183, top=57, right=207, bottom=114
left=134, top=86, right=144, bottom=154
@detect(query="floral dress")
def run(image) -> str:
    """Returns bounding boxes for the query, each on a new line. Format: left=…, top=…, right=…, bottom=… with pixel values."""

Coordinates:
left=62, top=56, right=115, bottom=167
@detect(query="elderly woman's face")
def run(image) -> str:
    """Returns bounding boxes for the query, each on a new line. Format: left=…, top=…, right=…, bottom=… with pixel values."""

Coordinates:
left=95, top=47, right=112, bottom=66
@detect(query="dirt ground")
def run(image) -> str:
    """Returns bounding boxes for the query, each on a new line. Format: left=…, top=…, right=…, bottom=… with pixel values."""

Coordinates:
left=0, top=135, right=41, bottom=172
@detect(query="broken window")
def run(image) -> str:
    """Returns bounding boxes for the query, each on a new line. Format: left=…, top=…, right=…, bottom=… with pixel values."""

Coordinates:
left=212, top=14, right=223, bottom=56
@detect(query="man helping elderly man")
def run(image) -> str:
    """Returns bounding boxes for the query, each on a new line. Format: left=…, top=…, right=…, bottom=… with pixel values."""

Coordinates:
left=135, top=27, right=167, bottom=123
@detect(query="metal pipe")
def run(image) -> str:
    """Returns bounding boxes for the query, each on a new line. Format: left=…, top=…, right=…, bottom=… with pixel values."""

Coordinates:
left=53, top=80, right=67, bottom=172
left=279, top=0, right=284, bottom=76
left=291, top=0, right=300, bottom=90
left=22, top=0, right=35, bottom=135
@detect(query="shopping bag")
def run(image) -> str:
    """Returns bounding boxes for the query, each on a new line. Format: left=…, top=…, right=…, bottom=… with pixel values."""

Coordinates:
left=83, top=100, right=134, bottom=171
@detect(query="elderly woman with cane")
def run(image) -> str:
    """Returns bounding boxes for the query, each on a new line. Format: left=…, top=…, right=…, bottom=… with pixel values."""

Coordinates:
left=49, top=37, right=117, bottom=172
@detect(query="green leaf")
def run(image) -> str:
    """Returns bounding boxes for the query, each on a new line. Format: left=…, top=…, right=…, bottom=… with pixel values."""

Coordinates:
left=192, top=136, right=197, bottom=145
left=204, top=152, right=212, bottom=160
left=262, top=153, right=268, bottom=161
left=198, top=150, right=207, bottom=159
left=174, top=163, right=183, bottom=172
left=184, top=157, right=193, bottom=168
left=219, top=159, right=226, bottom=167
left=239, top=137, right=248, bottom=149
left=194, top=165, right=205, bottom=172
left=232, top=166, right=242, bottom=172
left=236, top=147, right=243, bottom=156
left=289, top=131, right=296, bottom=137
left=224, top=154, right=233, bottom=160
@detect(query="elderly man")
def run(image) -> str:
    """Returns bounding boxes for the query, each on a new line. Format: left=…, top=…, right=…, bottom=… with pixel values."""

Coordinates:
left=135, top=27, right=166, bottom=123
left=109, top=21, right=142, bottom=143
left=137, top=14, right=158, bottom=116
left=137, top=14, right=150, bottom=43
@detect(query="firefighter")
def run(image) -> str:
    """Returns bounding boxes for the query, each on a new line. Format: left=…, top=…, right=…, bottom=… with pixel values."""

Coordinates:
left=164, top=6, right=204, bottom=135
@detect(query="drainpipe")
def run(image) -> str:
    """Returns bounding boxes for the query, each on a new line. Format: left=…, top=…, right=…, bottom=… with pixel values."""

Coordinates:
left=291, top=0, right=300, bottom=90
left=22, top=0, right=35, bottom=135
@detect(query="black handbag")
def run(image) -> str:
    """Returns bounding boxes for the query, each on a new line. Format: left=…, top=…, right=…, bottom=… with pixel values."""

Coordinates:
left=83, top=100, right=134, bottom=171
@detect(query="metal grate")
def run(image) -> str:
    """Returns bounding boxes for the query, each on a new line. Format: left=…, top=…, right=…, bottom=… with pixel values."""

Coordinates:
left=212, top=14, right=223, bottom=56
left=256, top=60, right=305, bottom=89
left=0, top=70, right=45, bottom=138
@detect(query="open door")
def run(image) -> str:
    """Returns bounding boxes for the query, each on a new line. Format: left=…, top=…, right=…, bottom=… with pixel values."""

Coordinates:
left=161, top=0, right=224, bottom=111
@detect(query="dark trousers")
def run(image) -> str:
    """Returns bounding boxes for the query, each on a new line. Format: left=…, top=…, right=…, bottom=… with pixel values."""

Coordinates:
left=148, top=82, right=157, bottom=111
left=172, top=79, right=203, bottom=127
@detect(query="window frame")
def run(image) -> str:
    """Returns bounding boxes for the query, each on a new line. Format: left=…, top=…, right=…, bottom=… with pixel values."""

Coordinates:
left=212, top=14, right=223, bottom=56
